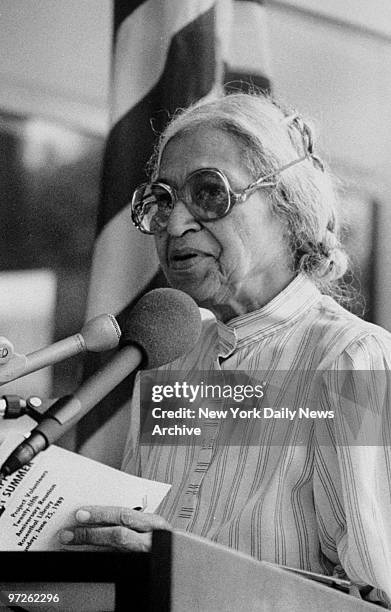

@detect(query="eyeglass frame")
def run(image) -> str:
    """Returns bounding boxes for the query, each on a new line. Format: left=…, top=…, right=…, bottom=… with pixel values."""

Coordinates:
left=130, top=152, right=309, bottom=235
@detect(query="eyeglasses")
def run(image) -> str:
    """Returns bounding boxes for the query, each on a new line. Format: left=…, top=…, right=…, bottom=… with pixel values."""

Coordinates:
left=130, top=154, right=308, bottom=235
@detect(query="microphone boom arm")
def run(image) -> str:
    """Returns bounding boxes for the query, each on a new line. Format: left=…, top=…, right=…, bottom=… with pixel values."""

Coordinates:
left=38, top=344, right=142, bottom=442
left=0, top=344, right=142, bottom=479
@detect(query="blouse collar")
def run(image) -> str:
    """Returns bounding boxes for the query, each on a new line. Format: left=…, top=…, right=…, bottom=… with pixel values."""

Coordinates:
left=216, top=274, right=321, bottom=357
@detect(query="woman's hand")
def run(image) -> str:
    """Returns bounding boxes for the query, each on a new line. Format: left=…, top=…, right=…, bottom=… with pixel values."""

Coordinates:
left=58, top=505, right=170, bottom=552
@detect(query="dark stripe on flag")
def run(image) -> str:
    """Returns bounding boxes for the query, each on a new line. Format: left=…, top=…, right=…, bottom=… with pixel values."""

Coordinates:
left=224, top=71, right=271, bottom=95
left=114, top=0, right=146, bottom=35
left=236, top=0, right=265, bottom=5
left=98, top=6, right=216, bottom=232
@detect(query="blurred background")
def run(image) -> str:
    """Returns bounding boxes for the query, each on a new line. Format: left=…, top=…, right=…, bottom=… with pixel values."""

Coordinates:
left=0, top=1, right=110, bottom=399
left=0, top=1, right=390, bottom=455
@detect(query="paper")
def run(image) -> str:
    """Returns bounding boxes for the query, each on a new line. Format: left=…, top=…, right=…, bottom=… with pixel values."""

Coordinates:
left=0, top=434, right=171, bottom=551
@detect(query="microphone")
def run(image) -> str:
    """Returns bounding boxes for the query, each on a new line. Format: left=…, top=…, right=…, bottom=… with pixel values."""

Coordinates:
left=0, top=314, right=121, bottom=386
left=0, top=337, right=15, bottom=364
left=0, top=288, right=202, bottom=479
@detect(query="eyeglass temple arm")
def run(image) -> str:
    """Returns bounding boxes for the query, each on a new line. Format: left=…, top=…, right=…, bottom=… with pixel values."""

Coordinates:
left=240, top=154, right=308, bottom=200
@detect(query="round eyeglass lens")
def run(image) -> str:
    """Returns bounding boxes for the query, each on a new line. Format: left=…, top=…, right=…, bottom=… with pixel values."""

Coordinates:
left=135, top=183, right=173, bottom=233
left=186, top=170, right=231, bottom=220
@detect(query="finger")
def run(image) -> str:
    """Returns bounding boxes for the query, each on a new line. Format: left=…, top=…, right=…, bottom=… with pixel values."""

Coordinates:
left=74, top=506, right=170, bottom=532
left=58, top=526, right=152, bottom=552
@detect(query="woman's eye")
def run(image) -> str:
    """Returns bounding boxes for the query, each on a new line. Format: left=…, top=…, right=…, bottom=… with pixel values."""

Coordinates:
left=197, top=186, right=224, bottom=206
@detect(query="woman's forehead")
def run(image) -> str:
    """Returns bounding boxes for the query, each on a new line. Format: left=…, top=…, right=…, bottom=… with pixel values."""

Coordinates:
left=159, top=126, right=244, bottom=176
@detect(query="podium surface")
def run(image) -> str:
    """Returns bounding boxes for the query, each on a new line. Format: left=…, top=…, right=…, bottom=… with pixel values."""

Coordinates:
left=152, top=530, right=376, bottom=612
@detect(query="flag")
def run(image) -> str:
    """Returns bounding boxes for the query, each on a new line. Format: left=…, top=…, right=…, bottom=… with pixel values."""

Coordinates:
left=78, top=0, right=272, bottom=466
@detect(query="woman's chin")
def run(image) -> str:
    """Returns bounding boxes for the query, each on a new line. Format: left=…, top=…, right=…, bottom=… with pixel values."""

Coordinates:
left=167, top=272, right=219, bottom=305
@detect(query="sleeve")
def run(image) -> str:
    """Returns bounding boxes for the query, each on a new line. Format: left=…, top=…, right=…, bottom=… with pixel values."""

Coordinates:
left=313, top=333, right=391, bottom=607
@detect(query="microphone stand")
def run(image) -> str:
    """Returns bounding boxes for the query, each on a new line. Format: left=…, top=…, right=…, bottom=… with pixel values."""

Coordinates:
left=0, top=394, right=47, bottom=423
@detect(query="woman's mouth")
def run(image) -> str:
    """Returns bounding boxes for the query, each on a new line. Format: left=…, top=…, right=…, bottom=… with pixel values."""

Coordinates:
left=168, top=248, right=214, bottom=271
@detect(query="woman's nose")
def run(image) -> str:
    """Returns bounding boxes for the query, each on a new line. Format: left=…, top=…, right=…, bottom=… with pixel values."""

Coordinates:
left=166, top=199, right=201, bottom=236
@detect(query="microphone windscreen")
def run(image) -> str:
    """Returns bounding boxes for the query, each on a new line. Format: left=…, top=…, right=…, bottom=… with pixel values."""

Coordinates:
left=123, top=288, right=202, bottom=369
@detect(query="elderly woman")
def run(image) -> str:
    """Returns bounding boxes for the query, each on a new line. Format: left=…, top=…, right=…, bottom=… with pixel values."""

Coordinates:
left=59, top=93, right=391, bottom=605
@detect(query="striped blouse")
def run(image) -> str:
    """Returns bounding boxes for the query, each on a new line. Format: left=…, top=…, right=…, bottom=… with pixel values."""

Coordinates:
left=121, top=274, right=391, bottom=605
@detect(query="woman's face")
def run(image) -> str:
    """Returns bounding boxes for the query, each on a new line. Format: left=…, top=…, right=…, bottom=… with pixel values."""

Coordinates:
left=154, top=127, right=294, bottom=321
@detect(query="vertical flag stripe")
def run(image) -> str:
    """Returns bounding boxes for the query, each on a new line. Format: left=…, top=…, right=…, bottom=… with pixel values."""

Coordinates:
left=113, top=0, right=145, bottom=32
left=86, top=209, right=159, bottom=318
left=224, top=0, right=272, bottom=93
left=112, top=0, right=216, bottom=125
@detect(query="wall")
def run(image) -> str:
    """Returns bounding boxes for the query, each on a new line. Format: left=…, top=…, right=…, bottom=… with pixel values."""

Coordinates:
left=0, top=0, right=111, bottom=134
left=266, top=0, right=391, bottom=328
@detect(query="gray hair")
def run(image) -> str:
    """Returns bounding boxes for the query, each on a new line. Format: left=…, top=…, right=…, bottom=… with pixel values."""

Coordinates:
left=150, top=92, right=349, bottom=298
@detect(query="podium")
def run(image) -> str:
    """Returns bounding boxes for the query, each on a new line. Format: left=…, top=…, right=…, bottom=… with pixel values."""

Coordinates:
left=0, top=532, right=378, bottom=611
left=150, top=530, right=376, bottom=612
